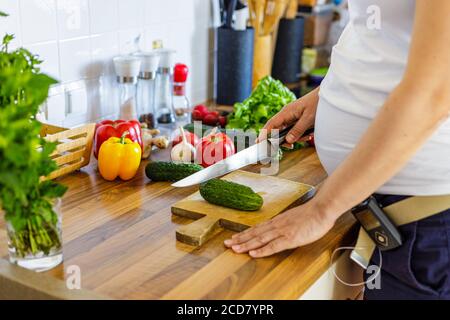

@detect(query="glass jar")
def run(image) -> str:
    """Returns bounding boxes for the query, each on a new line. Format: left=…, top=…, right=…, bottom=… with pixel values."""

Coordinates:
left=173, top=63, right=190, bottom=123
left=173, top=81, right=190, bottom=123
left=135, top=52, right=160, bottom=129
left=118, top=80, right=138, bottom=120
left=137, top=77, right=156, bottom=128
left=113, top=56, right=141, bottom=120
left=6, top=198, right=63, bottom=272
left=155, top=66, right=176, bottom=126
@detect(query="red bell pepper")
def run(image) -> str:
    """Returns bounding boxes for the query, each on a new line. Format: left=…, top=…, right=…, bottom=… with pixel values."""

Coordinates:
left=94, top=120, right=143, bottom=159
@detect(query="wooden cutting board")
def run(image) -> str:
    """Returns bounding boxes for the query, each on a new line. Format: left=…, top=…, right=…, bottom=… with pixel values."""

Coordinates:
left=171, top=171, right=314, bottom=246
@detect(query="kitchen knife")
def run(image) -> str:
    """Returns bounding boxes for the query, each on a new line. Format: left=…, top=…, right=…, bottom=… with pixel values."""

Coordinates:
left=226, top=0, right=238, bottom=28
left=172, top=126, right=314, bottom=187
left=212, top=0, right=224, bottom=27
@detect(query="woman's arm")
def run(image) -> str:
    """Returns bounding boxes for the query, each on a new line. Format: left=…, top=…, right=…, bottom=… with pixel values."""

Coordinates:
left=225, top=0, right=450, bottom=257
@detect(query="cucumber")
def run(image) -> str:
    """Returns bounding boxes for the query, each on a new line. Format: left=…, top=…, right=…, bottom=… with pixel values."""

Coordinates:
left=199, top=179, right=263, bottom=211
left=145, top=162, right=203, bottom=182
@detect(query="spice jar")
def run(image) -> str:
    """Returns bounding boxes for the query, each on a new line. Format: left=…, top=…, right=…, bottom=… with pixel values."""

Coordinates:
left=113, top=56, right=141, bottom=120
left=154, top=49, right=177, bottom=128
left=173, top=63, right=190, bottom=123
left=135, top=51, right=160, bottom=129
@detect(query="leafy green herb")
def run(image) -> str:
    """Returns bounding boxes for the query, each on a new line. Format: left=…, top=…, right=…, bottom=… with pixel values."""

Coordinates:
left=226, top=76, right=296, bottom=133
left=0, top=22, right=67, bottom=258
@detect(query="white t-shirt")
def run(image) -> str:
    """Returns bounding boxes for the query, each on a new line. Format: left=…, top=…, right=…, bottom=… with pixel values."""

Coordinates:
left=315, top=0, right=450, bottom=195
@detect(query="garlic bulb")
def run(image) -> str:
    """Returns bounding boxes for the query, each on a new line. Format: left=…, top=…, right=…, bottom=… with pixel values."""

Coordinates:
left=171, top=127, right=196, bottom=163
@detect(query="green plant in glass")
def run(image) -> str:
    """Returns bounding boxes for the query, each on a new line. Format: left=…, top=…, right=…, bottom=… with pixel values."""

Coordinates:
left=0, top=11, right=68, bottom=260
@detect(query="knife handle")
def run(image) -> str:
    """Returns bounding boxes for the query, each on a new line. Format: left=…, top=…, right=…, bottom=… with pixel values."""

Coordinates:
left=268, top=126, right=314, bottom=144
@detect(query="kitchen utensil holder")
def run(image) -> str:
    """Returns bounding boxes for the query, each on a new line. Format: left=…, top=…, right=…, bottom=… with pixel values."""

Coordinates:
left=272, top=17, right=305, bottom=84
left=252, top=34, right=273, bottom=88
left=216, top=27, right=254, bottom=105
left=40, top=123, right=95, bottom=180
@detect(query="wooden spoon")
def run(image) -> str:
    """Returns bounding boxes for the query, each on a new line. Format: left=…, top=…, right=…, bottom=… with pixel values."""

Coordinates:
left=254, top=0, right=266, bottom=36
left=285, top=0, right=298, bottom=19
left=262, top=0, right=289, bottom=35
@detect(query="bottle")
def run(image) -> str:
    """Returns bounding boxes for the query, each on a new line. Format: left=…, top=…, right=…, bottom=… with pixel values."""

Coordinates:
left=134, top=51, right=160, bottom=128
left=154, top=49, right=177, bottom=128
left=113, top=56, right=141, bottom=120
left=173, top=63, right=190, bottom=123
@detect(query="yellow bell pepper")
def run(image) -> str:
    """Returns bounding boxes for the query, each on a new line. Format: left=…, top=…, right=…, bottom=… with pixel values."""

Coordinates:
left=98, top=132, right=142, bottom=181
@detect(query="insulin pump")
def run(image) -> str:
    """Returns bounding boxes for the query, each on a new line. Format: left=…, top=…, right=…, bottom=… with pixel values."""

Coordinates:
left=351, top=196, right=403, bottom=251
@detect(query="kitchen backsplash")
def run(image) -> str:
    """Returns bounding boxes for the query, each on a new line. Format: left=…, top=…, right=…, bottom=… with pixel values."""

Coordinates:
left=0, top=0, right=215, bottom=127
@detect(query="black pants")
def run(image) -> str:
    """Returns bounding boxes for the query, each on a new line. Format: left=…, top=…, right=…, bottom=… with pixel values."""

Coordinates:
left=364, top=195, right=450, bottom=300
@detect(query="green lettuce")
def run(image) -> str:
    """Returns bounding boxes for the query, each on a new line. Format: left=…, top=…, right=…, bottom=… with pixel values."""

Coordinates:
left=226, top=76, right=296, bottom=133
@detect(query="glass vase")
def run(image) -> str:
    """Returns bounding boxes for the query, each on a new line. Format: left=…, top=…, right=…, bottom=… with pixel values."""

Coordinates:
left=6, top=198, right=63, bottom=272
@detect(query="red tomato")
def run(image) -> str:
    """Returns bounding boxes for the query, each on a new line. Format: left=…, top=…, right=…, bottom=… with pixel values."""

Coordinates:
left=218, top=115, right=227, bottom=128
left=203, top=113, right=219, bottom=126
left=192, top=109, right=204, bottom=121
left=196, top=132, right=235, bottom=167
left=172, top=131, right=200, bottom=147
left=193, top=104, right=209, bottom=117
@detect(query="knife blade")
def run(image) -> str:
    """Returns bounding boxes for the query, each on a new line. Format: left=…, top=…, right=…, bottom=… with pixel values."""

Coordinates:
left=171, top=126, right=314, bottom=187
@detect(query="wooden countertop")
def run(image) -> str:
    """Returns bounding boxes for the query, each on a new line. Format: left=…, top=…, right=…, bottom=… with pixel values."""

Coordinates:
left=0, top=147, right=358, bottom=300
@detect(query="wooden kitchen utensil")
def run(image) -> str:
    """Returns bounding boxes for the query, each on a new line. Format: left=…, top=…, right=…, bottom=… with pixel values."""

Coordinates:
left=285, top=0, right=298, bottom=19
left=247, top=0, right=254, bottom=26
left=262, top=0, right=289, bottom=35
left=253, top=0, right=266, bottom=36
left=172, top=170, right=314, bottom=246
left=40, top=123, right=95, bottom=180
left=253, top=34, right=273, bottom=87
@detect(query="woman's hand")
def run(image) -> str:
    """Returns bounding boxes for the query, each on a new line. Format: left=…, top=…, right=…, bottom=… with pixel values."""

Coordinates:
left=258, top=88, right=320, bottom=144
left=224, top=200, right=335, bottom=258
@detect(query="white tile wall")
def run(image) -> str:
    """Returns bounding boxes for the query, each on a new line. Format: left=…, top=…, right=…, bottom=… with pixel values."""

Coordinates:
left=20, top=0, right=58, bottom=44
left=89, top=0, right=118, bottom=34
left=0, top=0, right=21, bottom=49
left=0, top=0, right=214, bottom=127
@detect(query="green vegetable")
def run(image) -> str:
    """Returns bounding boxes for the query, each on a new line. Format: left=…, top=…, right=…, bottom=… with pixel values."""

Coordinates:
left=145, top=162, right=203, bottom=182
left=199, top=179, right=263, bottom=211
left=227, top=76, right=296, bottom=133
left=310, top=67, right=329, bottom=77
left=0, top=25, right=67, bottom=258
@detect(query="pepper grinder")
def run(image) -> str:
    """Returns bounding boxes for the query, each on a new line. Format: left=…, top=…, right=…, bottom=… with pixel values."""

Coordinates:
left=154, top=49, right=176, bottom=127
left=113, top=56, right=141, bottom=120
left=134, top=51, right=160, bottom=128
left=173, top=63, right=190, bottom=123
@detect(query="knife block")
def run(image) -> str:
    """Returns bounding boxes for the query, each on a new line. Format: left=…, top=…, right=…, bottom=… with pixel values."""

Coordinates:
left=216, top=27, right=254, bottom=106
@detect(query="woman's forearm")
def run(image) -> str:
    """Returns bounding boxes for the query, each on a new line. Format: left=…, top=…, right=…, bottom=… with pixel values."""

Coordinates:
left=313, top=81, right=450, bottom=223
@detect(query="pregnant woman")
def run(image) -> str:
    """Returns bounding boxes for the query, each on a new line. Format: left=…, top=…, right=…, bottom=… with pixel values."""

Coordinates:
left=225, top=0, right=450, bottom=299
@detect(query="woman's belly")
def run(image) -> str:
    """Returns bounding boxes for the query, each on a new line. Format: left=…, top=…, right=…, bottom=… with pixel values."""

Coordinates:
left=315, top=97, right=450, bottom=196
